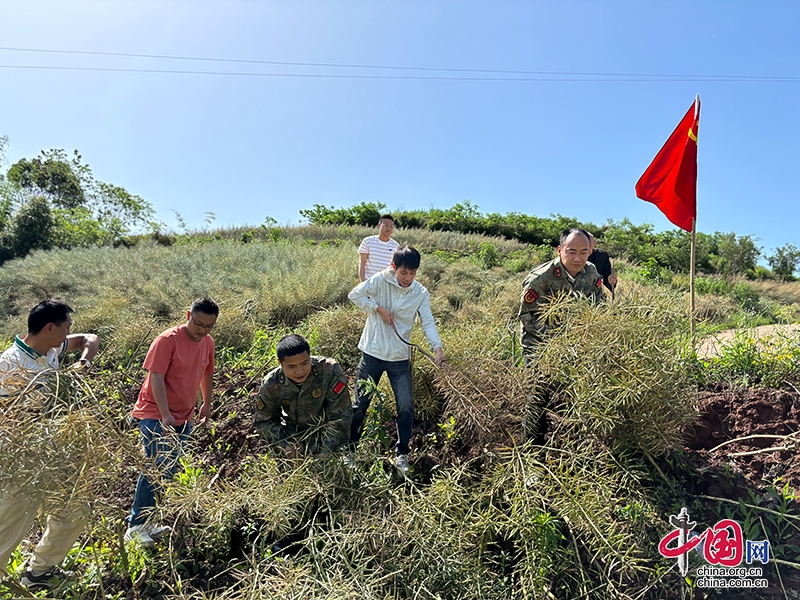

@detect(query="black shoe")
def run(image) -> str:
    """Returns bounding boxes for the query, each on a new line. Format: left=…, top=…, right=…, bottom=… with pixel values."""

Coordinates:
left=20, top=565, right=75, bottom=590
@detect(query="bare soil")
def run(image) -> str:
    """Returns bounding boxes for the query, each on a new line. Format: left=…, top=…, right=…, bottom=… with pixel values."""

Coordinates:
left=687, top=387, right=800, bottom=490
left=675, top=386, right=800, bottom=599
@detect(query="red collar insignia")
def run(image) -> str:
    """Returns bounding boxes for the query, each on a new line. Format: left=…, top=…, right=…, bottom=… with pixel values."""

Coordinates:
left=555, top=266, right=562, bottom=278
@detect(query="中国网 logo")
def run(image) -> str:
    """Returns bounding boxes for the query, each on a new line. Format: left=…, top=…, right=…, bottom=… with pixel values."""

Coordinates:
left=658, top=507, right=770, bottom=589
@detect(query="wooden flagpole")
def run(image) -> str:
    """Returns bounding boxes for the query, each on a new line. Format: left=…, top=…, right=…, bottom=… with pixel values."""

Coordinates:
left=690, top=217, right=696, bottom=345
left=690, top=94, right=700, bottom=346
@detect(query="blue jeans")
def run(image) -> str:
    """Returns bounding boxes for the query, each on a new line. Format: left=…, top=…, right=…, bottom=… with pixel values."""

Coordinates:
left=129, top=419, right=191, bottom=526
left=350, top=353, right=414, bottom=454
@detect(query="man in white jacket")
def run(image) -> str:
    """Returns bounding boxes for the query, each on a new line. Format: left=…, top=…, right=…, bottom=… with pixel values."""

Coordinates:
left=348, top=246, right=446, bottom=476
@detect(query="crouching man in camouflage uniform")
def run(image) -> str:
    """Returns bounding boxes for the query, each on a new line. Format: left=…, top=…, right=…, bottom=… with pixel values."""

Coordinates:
left=254, top=334, right=352, bottom=456
left=518, top=228, right=604, bottom=441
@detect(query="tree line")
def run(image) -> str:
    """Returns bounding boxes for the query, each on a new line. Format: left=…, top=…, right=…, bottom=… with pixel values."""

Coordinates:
left=300, top=201, right=800, bottom=280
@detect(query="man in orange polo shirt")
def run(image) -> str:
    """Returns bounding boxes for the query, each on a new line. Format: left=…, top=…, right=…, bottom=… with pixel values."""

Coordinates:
left=125, top=298, right=217, bottom=548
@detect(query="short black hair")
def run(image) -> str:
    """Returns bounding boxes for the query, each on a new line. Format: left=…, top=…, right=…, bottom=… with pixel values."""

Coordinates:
left=559, top=228, right=590, bottom=246
left=379, top=214, right=394, bottom=223
left=392, top=245, right=421, bottom=270
left=28, top=299, right=73, bottom=335
left=277, top=334, right=311, bottom=362
left=190, top=297, right=219, bottom=317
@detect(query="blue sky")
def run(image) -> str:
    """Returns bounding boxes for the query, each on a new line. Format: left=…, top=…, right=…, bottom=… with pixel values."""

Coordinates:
left=1, top=1, right=798, bottom=256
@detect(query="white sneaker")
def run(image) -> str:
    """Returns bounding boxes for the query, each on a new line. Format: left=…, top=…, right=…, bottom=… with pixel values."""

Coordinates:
left=125, top=523, right=171, bottom=548
left=146, top=524, right=172, bottom=540
left=394, top=454, right=410, bottom=477
left=125, top=524, right=155, bottom=548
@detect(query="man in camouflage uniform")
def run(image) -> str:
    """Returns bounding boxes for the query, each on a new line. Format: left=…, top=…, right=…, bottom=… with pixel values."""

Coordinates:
left=518, top=228, right=604, bottom=442
left=254, top=334, right=352, bottom=456
left=519, top=228, right=605, bottom=360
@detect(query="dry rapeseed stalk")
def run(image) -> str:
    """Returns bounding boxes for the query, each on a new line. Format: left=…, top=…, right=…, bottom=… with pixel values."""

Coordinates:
left=433, top=358, right=527, bottom=447
left=0, top=371, right=139, bottom=513
left=532, top=286, right=697, bottom=456
left=303, top=305, right=366, bottom=372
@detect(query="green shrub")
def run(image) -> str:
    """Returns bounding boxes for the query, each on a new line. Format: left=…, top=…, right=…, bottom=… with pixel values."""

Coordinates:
left=695, top=276, right=732, bottom=296
left=731, top=281, right=760, bottom=311
left=473, top=241, right=500, bottom=269
left=632, top=257, right=674, bottom=286
left=752, top=265, right=774, bottom=280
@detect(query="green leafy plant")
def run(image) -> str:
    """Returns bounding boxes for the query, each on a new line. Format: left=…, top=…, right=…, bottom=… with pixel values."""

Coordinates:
left=357, top=377, right=394, bottom=451
left=701, top=330, right=800, bottom=387
left=437, top=415, right=460, bottom=445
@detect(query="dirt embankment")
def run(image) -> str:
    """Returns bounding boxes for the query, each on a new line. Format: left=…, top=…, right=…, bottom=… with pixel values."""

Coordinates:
left=677, top=387, right=800, bottom=599
left=686, top=387, right=800, bottom=491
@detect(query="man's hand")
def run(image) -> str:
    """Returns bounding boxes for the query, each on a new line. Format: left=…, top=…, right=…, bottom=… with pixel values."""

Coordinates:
left=197, top=403, right=211, bottom=425
left=608, top=272, right=618, bottom=287
left=376, top=306, right=394, bottom=327
left=71, top=358, right=92, bottom=372
left=160, top=413, right=177, bottom=429
left=434, top=348, right=447, bottom=367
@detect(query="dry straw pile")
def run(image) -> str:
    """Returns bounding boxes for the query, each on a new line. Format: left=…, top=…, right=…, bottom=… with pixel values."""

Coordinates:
left=0, top=371, right=138, bottom=517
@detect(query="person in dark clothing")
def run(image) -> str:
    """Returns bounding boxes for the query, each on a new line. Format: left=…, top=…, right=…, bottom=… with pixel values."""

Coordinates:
left=585, top=232, right=617, bottom=295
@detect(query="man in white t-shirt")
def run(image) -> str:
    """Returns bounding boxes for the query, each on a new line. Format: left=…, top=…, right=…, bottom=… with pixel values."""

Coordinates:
left=358, top=214, right=400, bottom=282
left=0, top=299, right=99, bottom=591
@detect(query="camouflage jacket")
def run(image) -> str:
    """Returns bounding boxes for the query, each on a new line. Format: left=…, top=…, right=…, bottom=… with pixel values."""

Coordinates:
left=254, top=356, right=352, bottom=454
left=518, top=257, right=604, bottom=353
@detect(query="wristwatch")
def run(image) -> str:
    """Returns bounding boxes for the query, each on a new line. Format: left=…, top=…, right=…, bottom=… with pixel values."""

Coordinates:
left=76, top=358, right=92, bottom=368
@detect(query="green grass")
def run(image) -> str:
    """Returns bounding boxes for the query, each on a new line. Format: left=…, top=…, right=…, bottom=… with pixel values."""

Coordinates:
left=697, top=328, right=800, bottom=388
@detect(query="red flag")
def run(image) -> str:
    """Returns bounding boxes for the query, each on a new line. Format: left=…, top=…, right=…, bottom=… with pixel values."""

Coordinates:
left=636, top=99, right=700, bottom=232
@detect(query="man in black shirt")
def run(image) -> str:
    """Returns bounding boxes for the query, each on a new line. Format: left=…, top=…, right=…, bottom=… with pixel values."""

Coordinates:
left=586, top=232, right=617, bottom=297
